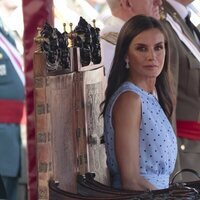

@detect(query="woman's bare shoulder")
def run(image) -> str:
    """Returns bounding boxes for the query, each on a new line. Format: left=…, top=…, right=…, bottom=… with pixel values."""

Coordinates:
left=113, top=91, right=141, bottom=115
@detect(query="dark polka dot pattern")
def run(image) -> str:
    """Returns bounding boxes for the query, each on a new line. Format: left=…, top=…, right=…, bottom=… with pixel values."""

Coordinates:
left=104, top=81, right=177, bottom=190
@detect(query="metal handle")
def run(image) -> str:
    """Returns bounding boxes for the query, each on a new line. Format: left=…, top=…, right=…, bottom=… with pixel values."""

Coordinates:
left=170, top=168, right=200, bottom=185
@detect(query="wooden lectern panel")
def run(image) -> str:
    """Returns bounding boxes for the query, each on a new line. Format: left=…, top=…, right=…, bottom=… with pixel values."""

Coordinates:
left=34, top=52, right=109, bottom=199
left=46, top=73, right=77, bottom=192
left=73, top=66, right=109, bottom=184
left=34, top=53, right=52, bottom=199
left=81, top=68, right=109, bottom=185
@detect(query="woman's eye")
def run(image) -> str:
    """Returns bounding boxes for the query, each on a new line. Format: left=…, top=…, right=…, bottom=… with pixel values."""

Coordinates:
left=155, top=45, right=164, bottom=51
left=136, top=46, right=147, bottom=52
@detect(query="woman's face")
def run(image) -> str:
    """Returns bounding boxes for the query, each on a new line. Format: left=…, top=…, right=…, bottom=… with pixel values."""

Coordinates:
left=126, top=28, right=166, bottom=82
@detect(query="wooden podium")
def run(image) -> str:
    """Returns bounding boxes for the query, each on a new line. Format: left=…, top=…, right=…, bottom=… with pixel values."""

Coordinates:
left=33, top=49, right=109, bottom=199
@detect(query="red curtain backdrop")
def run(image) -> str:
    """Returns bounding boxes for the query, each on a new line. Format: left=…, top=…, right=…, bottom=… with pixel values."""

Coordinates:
left=22, top=1, right=53, bottom=199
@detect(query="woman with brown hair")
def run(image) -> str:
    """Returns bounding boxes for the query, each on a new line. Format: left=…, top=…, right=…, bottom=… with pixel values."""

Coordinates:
left=101, top=15, right=177, bottom=191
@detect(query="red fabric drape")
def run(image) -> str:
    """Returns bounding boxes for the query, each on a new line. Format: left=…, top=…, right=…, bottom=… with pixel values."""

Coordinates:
left=22, top=1, right=53, bottom=199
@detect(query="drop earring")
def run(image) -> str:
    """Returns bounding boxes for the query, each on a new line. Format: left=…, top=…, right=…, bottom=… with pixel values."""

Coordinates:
left=125, top=63, right=130, bottom=69
left=125, top=59, right=130, bottom=69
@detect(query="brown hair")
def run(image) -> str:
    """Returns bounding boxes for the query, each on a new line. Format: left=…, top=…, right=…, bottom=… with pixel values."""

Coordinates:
left=101, top=15, right=175, bottom=120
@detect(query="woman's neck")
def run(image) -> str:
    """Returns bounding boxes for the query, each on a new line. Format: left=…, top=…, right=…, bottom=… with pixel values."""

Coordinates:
left=127, top=77, right=156, bottom=94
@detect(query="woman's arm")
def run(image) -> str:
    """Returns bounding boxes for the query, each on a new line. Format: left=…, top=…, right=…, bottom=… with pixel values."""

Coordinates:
left=112, top=91, right=157, bottom=191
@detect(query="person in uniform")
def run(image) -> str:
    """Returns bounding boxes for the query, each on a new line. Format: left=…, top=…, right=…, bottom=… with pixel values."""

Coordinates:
left=0, top=21, right=25, bottom=200
left=0, top=175, right=7, bottom=199
left=162, top=0, right=200, bottom=181
left=164, top=0, right=199, bottom=44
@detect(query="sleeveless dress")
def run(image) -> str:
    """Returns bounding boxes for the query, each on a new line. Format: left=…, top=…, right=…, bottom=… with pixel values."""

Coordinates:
left=104, top=81, right=177, bottom=189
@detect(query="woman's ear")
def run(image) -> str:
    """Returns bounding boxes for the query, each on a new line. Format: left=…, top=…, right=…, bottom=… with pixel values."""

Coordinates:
left=125, top=56, right=129, bottom=64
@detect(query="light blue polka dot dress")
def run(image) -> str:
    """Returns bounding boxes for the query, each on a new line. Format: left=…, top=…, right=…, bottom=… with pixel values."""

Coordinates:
left=104, top=81, right=177, bottom=190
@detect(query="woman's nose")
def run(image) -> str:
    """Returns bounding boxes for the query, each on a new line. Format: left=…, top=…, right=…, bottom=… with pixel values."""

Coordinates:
left=147, top=50, right=156, bottom=60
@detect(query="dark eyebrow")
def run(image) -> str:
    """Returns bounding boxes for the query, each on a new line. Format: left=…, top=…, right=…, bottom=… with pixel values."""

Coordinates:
left=155, top=42, right=165, bottom=46
left=134, top=41, right=165, bottom=46
left=134, top=43, right=146, bottom=46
